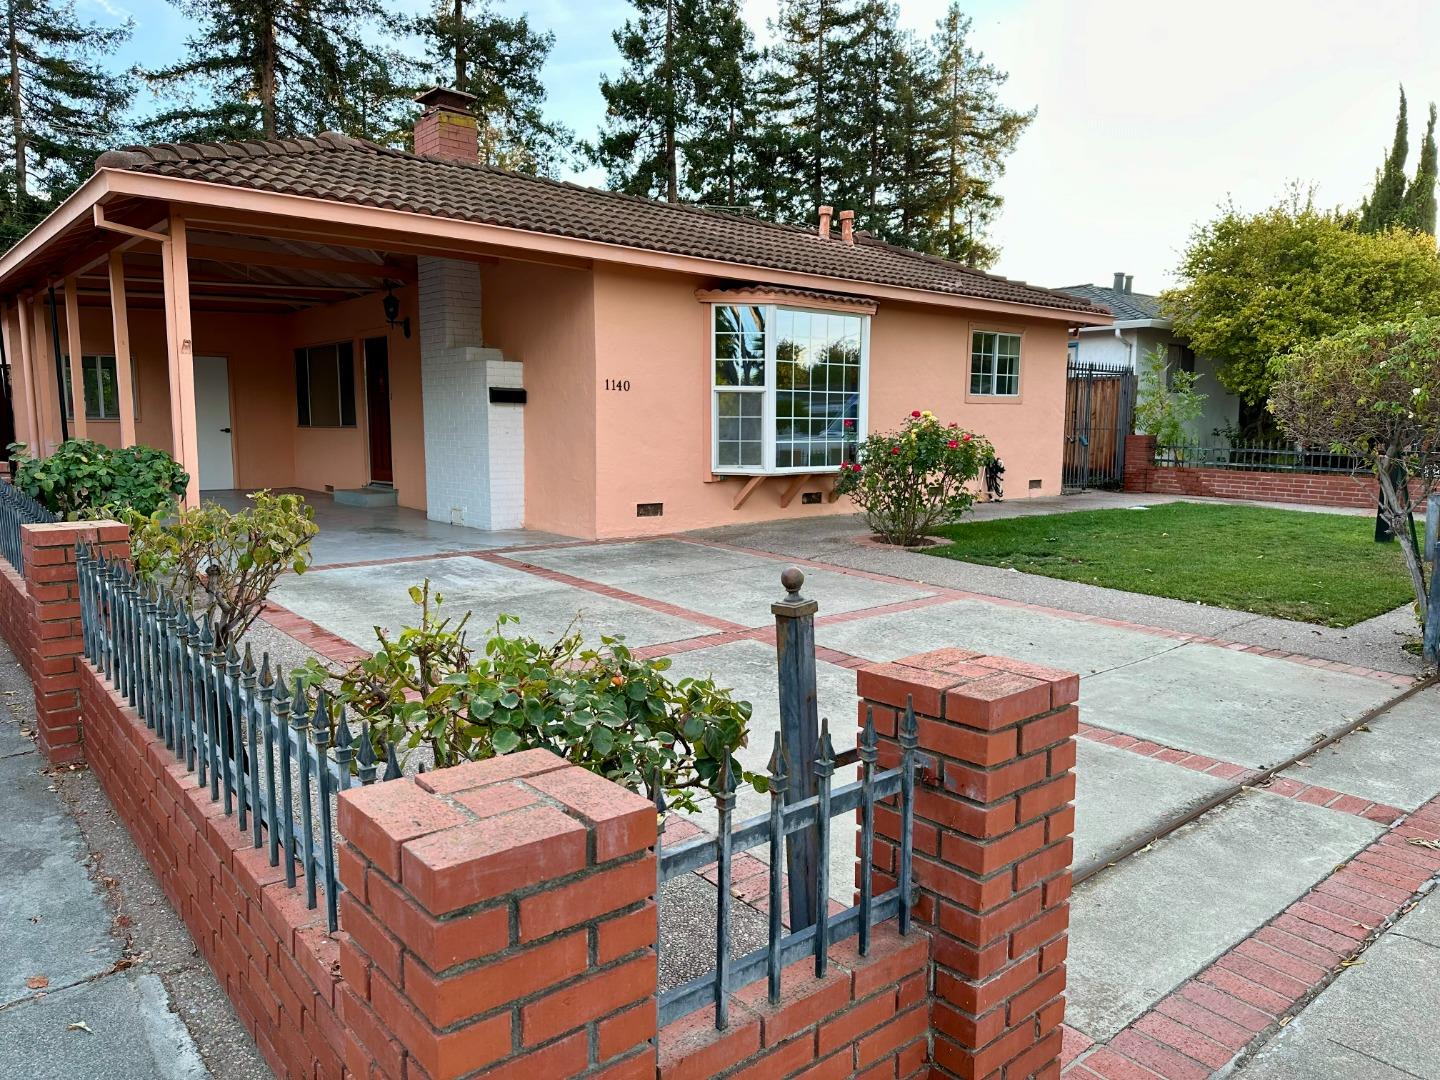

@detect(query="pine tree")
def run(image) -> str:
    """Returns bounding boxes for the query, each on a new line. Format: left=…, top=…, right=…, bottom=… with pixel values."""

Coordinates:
left=1, top=0, right=134, bottom=245
left=1359, top=87, right=1410, bottom=233
left=411, top=0, right=571, bottom=175
left=589, top=0, right=756, bottom=204
left=925, top=4, right=1032, bottom=266
left=680, top=0, right=759, bottom=209
left=760, top=0, right=865, bottom=220
left=141, top=0, right=407, bottom=144
left=1400, top=102, right=1437, bottom=235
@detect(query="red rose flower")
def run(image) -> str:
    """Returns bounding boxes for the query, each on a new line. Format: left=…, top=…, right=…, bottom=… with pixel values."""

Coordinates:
left=962, top=434, right=973, bottom=443
left=890, top=446, right=901, bottom=455
left=946, top=439, right=958, bottom=449
left=948, top=422, right=958, bottom=429
left=843, top=419, right=854, bottom=428
left=910, top=410, right=922, bottom=418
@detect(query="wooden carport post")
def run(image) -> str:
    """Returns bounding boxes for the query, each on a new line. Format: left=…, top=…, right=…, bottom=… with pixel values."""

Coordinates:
left=160, top=212, right=199, bottom=506
left=107, top=252, right=136, bottom=448
left=4, top=298, right=39, bottom=454
left=62, top=277, right=87, bottom=440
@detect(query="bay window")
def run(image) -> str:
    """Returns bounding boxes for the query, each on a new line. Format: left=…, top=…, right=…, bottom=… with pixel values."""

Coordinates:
left=711, top=302, right=869, bottom=474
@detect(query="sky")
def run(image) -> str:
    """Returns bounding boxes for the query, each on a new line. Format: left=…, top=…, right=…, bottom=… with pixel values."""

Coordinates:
left=88, top=0, right=1440, bottom=294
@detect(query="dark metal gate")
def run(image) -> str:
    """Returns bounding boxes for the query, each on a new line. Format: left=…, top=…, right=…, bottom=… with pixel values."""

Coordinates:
left=1062, top=360, right=1136, bottom=492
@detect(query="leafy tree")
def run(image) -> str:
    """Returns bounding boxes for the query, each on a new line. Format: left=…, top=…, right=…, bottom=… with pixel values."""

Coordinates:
left=1134, top=345, right=1206, bottom=451
left=924, top=4, right=1033, bottom=266
left=1400, top=102, right=1437, bottom=235
left=1163, top=191, right=1440, bottom=406
left=1359, top=87, right=1410, bottom=233
left=141, top=0, right=409, bottom=144
left=759, top=0, right=866, bottom=218
left=588, top=0, right=756, bottom=202
left=411, top=0, right=571, bottom=174
left=1, top=0, right=134, bottom=246
left=1270, top=317, right=1440, bottom=638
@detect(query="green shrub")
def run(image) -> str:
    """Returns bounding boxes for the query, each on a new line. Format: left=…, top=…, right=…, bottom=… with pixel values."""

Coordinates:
left=9, top=439, right=188, bottom=519
left=1134, top=345, right=1206, bottom=451
left=297, top=581, right=756, bottom=811
left=833, top=411, right=994, bottom=546
left=128, top=490, right=318, bottom=650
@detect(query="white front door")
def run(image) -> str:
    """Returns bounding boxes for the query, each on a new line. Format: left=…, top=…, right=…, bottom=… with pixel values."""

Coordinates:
left=194, top=355, right=235, bottom=490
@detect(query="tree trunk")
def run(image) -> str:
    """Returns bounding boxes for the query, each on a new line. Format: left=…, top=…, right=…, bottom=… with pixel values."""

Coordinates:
left=663, top=0, right=678, bottom=203
left=7, top=4, right=24, bottom=200
left=452, top=0, right=467, bottom=88
left=1377, top=449, right=1429, bottom=625
left=259, top=14, right=278, bottom=138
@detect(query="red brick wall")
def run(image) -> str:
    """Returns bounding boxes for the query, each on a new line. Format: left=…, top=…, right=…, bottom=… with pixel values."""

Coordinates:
left=80, top=664, right=346, bottom=1079
left=0, top=521, right=130, bottom=764
left=861, top=649, right=1078, bottom=1080
left=1122, top=433, right=1419, bottom=510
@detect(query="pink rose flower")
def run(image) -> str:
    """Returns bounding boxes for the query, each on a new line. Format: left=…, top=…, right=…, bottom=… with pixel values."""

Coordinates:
left=910, top=410, right=922, bottom=418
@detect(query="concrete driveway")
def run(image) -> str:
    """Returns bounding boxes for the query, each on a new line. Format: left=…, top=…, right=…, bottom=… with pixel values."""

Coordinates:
left=265, top=523, right=1437, bottom=1078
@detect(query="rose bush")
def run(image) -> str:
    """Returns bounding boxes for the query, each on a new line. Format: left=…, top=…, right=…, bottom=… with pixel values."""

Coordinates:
left=834, top=411, right=994, bottom=545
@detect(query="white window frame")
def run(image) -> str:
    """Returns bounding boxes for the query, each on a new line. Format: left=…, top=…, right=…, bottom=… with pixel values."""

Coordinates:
left=969, top=329, right=1022, bottom=398
left=710, top=303, right=871, bottom=475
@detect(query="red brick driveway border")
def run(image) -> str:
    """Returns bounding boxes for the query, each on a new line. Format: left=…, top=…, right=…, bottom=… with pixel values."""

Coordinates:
left=1062, top=794, right=1440, bottom=1079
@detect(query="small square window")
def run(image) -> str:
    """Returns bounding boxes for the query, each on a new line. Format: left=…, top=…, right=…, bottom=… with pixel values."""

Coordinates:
left=969, top=331, right=1021, bottom=397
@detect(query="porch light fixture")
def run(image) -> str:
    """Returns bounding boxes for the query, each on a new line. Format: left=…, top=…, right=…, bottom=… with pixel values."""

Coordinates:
left=382, top=281, right=411, bottom=338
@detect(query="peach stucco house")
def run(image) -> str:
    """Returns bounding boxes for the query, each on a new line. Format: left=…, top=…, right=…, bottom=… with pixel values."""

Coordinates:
left=0, top=88, right=1110, bottom=540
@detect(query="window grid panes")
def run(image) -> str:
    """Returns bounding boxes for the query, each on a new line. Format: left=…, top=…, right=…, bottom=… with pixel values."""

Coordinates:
left=61, top=355, right=127, bottom=421
left=711, top=303, right=868, bottom=473
left=774, top=309, right=862, bottom=468
left=970, top=331, right=1021, bottom=396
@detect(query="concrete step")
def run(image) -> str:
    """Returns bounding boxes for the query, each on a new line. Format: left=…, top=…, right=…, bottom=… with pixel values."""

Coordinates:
left=333, top=485, right=398, bottom=508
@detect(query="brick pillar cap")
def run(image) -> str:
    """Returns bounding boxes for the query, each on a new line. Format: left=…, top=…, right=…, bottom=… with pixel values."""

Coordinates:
left=857, top=649, right=1078, bottom=725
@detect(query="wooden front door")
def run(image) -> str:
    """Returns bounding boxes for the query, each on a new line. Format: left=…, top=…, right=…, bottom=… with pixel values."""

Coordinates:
left=364, top=336, right=393, bottom=485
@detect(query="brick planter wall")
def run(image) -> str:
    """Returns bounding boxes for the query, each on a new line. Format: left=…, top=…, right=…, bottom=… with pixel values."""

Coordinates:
left=0, top=520, right=130, bottom=763
left=1122, top=433, right=1425, bottom=510
left=14, top=515, right=1080, bottom=1080
left=80, top=662, right=347, bottom=1078
left=861, top=648, right=1078, bottom=1080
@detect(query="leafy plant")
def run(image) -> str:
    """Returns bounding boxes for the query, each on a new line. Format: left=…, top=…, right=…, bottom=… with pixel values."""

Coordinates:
left=1162, top=188, right=1440, bottom=405
left=297, top=581, right=756, bottom=812
left=1270, top=315, right=1440, bottom=641
left=128, top=491, right=318, bottom=650
left=9, top=439, right=188, bottom=519
left=1134, top=344, right=1206, bottom=452
left=833, top=410, right=993, bottom=546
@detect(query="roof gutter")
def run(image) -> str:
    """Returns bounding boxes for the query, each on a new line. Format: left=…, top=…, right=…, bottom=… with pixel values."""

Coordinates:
left=1080, top=316, right=1171, bottom=332
left=87, top=170, right=1112, bottom=326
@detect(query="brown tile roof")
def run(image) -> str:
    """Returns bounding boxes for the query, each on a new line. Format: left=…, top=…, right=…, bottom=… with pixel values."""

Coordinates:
left=99, top=133, right=1105, bottom=317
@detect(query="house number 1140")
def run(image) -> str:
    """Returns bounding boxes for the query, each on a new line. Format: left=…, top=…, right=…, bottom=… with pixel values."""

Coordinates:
left=604, top=379, right=631, bottom=391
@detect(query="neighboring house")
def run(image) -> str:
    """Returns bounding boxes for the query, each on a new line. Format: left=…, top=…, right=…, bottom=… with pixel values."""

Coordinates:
left=1058, top=275, right=1241, bottom=442
left=0, top=87, right=1109, bottom=540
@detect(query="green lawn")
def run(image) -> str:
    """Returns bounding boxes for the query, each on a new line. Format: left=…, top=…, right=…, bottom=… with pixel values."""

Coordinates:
left=924, top=501, right=1413, bottom=627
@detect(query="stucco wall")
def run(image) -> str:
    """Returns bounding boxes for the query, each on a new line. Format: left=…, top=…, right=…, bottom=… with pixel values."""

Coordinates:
left=586, top=264, right=1071, bottom=539
left=481, top=259, right=598, bottom=537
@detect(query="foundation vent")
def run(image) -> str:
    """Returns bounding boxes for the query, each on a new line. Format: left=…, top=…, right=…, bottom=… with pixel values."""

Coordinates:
left=1029, top=479, right=1043, bottom=491
left=637, top=502, right=664, bottom=517
left=801, top=492, right=823, bottom=505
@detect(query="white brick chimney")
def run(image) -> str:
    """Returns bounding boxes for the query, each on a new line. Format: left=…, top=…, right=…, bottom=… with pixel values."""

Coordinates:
left=418, top=257, right=524, bottom=530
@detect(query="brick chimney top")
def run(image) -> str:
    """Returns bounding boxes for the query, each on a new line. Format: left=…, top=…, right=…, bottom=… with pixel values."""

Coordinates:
left=838, top=209, right=855, bottom=245
left=414, top=86, right=479, bottom=163
left=818, top=205, right=834, bottom=240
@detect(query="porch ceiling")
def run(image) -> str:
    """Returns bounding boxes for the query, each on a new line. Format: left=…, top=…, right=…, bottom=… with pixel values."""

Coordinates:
left=6, top=193, right=418, bottom=313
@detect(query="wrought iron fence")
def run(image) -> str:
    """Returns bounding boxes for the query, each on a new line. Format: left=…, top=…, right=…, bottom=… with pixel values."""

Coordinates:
left=1153, top=439, right=1361, bottom=474
left=656, top=704, right=918, bottom=1030
left=0, top=475, right=57, bottom=571
left=77, top=546, right=401, bottom=932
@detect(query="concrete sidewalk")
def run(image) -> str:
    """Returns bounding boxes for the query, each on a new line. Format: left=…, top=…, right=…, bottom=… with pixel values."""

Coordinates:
left=0, top=637, right=267, bottom=1080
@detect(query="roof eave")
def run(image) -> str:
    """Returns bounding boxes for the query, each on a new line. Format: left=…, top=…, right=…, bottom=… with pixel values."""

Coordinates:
left=0, top=170, right=113, bottom=290
left=1079, top=317, right=1170, bottom=331
left=91, top=170, right=1110, bottom=325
